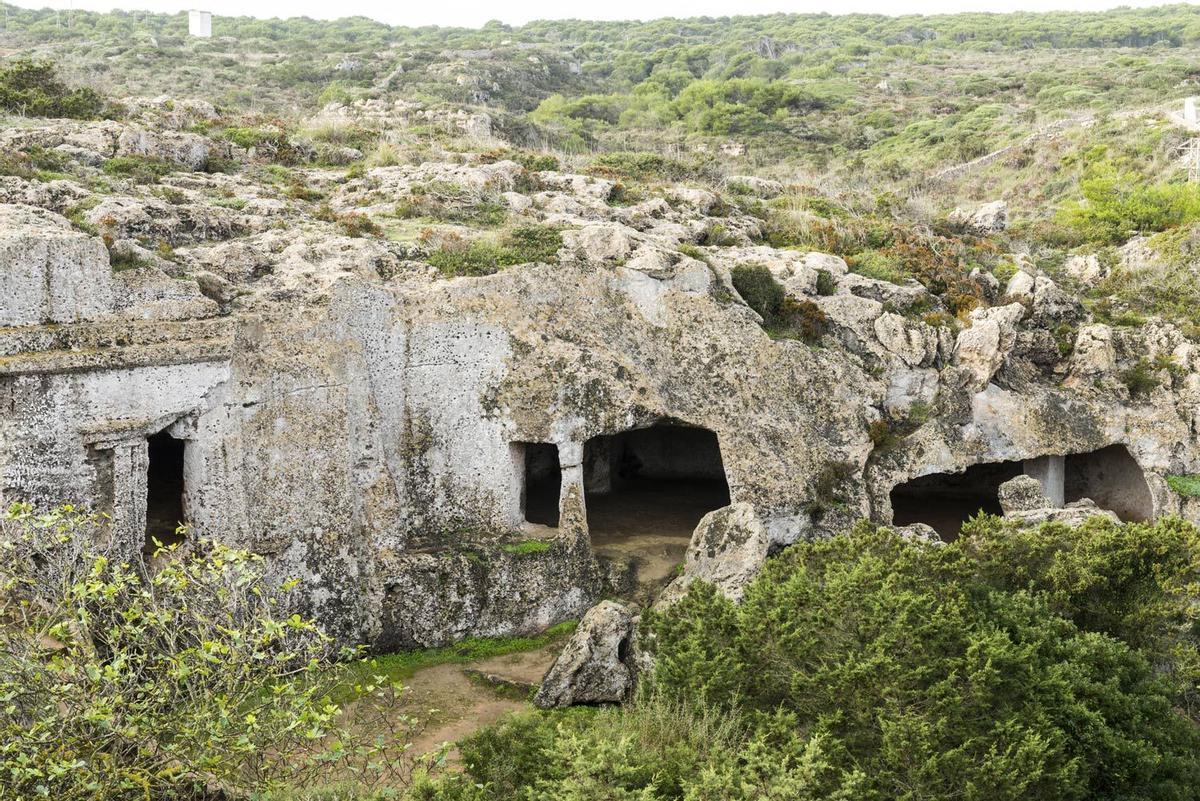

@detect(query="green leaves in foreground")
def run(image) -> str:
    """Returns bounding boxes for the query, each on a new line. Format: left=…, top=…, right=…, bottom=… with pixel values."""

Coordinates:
left=0, top=504, right=422, bottom=801
left=426, top=515, right=1200, bottom=801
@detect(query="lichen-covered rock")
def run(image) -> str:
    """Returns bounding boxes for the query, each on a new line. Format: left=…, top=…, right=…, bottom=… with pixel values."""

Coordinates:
left=998, top=475, right=1050, bottom=514
left=1064, top=254, right=1107, bottom=286
left=111, top=266, right=220, bottom=321
left=0, top=204, right=112, bottom=325
left=950, top=200, right=1007, bottom=235
left=561, top=223, right=636, bottom=264
left=534, top=600, right=636, bottom=708
left=1007, top=499, right=1120, bottom=527
left=953, top=303, right=1025, bottom=389
left=660, top=502, right=770, bottom=603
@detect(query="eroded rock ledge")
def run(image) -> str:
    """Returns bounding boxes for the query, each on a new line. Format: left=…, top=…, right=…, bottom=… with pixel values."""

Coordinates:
left=3, top=145, right=1199, bottom=648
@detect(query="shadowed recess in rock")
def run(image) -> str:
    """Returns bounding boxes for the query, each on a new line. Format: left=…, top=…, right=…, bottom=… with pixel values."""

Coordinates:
left=145, top=429, right=186, bottom=553
left=891, top=443, right=1153, bottom=540
left=518, top=442, right=562, bottom=527
left=582, top=424, right=731, bottom=546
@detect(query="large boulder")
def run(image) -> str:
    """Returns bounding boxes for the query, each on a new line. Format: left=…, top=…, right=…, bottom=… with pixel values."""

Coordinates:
left=950, top=200, right=1007, bottom=235
left=660, top=502, right=771, bottom=604
left=953, top=303, right=1025, bottom=389
left=998, top=475, right=1050, bottom=514
left=534, top=601, right=636, bottom=708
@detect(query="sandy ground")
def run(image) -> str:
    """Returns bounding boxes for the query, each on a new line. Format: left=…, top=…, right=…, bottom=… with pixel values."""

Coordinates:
left=405, top=642, right=563, bottom=761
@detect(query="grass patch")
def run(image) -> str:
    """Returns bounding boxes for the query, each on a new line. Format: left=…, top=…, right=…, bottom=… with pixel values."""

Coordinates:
left=427, top=225, right=562, bottom=277
left=102, top=155, right=173, bottom=184
left=501, top=539, right=552, bottom=555
left=1167, top=475, right=1200, bottom=498
left=333, top=622, right=577, bottom=703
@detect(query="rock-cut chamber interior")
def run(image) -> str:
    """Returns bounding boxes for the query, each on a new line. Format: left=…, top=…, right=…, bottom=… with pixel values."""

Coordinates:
left=889, top=443, right=1153, bottom=540
left=518, top=442, right=562, bottom=527
left=582, top=423, right=731, bottom=544
left=145, top=429, right=187, bottom=553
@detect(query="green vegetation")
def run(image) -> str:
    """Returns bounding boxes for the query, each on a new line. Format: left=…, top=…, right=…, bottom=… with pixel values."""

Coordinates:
left=1058, top=161, right=1200, bottom=245
left=427, top=225, right=563, bottom=277
left=729, top=263, right=827, bottom=343
left=395, top=181, right=509, bottom=227
left=1120, top=357, right=1161, bottom=398
left=0, top=58, right=108, bottom=119
left=336, top=621, right=577, bottom=701
left=1167, top=474, right=1200, bottom=498
left=101, top=155, right=174, bottom=184
left=501, top=539, right=553, bottom=555
left=422, top=516, right=1200, bottom=800
left=0, top=505, right=416, bottom=800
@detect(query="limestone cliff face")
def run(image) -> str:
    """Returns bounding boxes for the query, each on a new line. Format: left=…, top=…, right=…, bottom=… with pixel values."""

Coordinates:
left=3, top=134, right=1200, bottom=646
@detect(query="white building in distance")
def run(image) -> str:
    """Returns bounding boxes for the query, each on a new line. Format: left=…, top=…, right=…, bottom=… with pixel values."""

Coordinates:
left=188, top=10, right=212, bottom=38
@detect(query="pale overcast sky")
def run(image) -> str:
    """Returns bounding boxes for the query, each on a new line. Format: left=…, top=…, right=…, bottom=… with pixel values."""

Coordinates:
left=6, top=0, right=1189, bottom=29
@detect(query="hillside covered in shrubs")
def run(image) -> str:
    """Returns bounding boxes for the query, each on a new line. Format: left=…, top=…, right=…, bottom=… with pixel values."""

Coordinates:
left=5, top=4, right=1200, bottom=800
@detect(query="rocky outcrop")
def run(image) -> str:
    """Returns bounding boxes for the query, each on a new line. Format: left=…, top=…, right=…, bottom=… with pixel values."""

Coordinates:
left=1007, top=500, right=1120, bottom=527
left=950, top=200, right=1007, bottom=235
left=534, top=601, right=637, bottom=708
left=660, top=503, right=770, bottom=603
left=4, top=105, right=1200, bottom=653
left=0, top=204, right=112, bottom=325
left=953, top=303, right=1025, bottom=390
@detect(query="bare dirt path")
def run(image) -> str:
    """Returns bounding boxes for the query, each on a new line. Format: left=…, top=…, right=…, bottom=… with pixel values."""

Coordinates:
left=405, top=642, right=563, bottom=762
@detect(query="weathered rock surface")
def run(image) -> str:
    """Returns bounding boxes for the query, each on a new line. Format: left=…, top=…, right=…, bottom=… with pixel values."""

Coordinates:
left=3, top=106, right=1200, bottom=653
left=534, top=601, right=636, bottom=708
left=998, top=475, right=1050, bottom=514
left=950, top=200, right=1008, bottom=235
left=0, top=204, right=113, bottom=326
left=1007, top=499, right=1121, bottom=527
left=660, top=502, right=770, bottom=603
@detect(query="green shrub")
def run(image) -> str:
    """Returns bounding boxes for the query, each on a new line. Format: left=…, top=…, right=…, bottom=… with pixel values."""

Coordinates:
left=221, top=126, right=309, bottom=165
left=814, top=268, right=837, bottom=296
left=1120, top=357, right=1160, bottom=398
left=773, top=297, right=828, bottom=343
left=730, top=262, right=785, bottom=320
left=335, top=211, right=383, bottom=238
left=0, top=59, right=108, bottom=119
left=1058, top=162, right=1200, bottom=245
left=427, top=225, right=563, bottom=278
left=101, top=155, right=173, bottom=184
left=424, top=516, right=1200, bottom=800
left=0, top=504, right=417, bottom=800
left=730, top=263, right=827, bottom=342
left=1166, top=475, right=1200, bottom=498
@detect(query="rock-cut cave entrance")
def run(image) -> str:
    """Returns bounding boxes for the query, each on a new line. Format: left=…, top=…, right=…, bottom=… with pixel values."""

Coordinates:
left=145, top=429, right=187, bottom=554
left=583, top=424, right=731, bottom=595
left=890, top=444, right=1153, bottom=540
left=517, top=442, right=562, bottom=527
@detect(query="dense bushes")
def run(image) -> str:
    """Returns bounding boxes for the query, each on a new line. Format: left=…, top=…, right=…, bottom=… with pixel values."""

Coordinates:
left=1057, top=161, right=1200, bottom=245
left=0, top=59, right=108, bottom=119
left=729, top=262, right=829, bottom=343
left=0, top=505, right=417, bottom=800
left=423, top=515, right=1200, bottom=800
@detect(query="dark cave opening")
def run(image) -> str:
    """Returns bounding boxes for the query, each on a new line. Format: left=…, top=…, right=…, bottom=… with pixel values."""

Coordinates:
left=582, top=424, right=731, bottom=544
left=890, top=460, right=1022, bottom=540
left=1064, top=444, right=1153, bottom=523
left=520, top=442, right=562, bottom=527
left=890, top=444, right=1154, bottom=540
left=145, top=430, right=186, bottom=553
